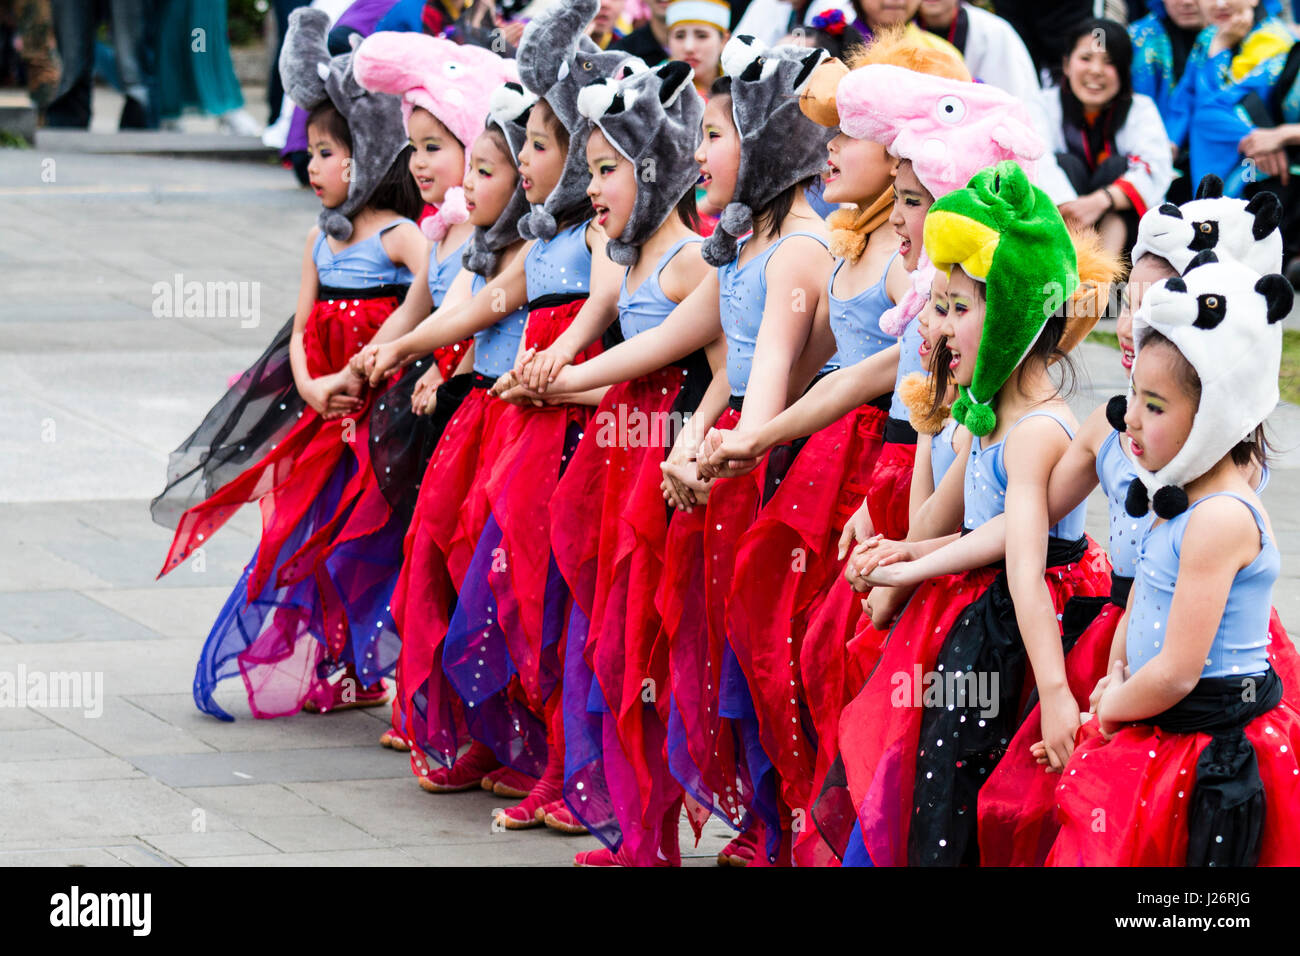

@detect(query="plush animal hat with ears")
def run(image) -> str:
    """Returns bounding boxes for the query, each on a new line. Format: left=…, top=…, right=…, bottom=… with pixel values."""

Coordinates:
left=352, top=32, right=519, bottom=241
left=924, top=161, right=1078, bottom=437
left=836, top=63, right=1045, bottom=338
left=1130, top=174, right=1284, bottom=276
left=515, top=0, right=648, bottom=241
left=463, top=81, right=538, bottom=277
left=577, top=60, right=704, bottom=265
left=1122, top=251, right=1291, bottom=518
left=280, top=8, right=408, bottom=242
left=702, top=35, right=833, bottom=266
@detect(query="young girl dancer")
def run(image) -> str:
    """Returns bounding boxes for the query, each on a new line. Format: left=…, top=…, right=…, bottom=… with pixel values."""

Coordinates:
left=363, top=0, right=634, bottom=804
left=156, top=8, right=426, bottom=721
left=503, top=59, right=711, bottom=863
left=1048, top=253, right=1300, bottom=866
left=341, top=31, right=521, bottom=745
left=536, top=34, right=837, bottom=863
left=830, top=161, right=1114, bottom=866
left=359, top=79, right=536, bottom=788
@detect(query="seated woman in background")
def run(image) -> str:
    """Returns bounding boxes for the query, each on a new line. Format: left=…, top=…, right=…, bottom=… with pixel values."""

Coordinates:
left=1130, top=0, right=1207, bottom=203
left=1037, top=18, right=1173, bottom=258
left=667, top=0, right=729, bottom=97
left=1163, top=0, right=1295, bottom=198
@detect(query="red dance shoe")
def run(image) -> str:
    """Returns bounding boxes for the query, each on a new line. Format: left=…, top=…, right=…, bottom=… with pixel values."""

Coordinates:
left=302, top=677, right=389, bottom=714
left=717, top=827, right=759, bottom=867
left=417, top=741, right=500, bottom=793
left=542, top=800, right=589, bottom=835
left=494, top=778, right=562, bottom=829
left=481, top=766, right=537, bottom=798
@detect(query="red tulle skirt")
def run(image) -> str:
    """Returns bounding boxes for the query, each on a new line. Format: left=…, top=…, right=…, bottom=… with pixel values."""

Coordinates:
left=481, top=297, right=601, bottom=712
left=160, top=293, right=401, bottom=589
left=1047, top=700, right=1300, bottom=866
left=392, top=385, right=513, bottom=769
left=726, top=403, right=888, bottom=822
left=865, top=439, right=916, bottom=542
left=837, top=539, right=1111, bottom=866
left=550, top=367, right=689, bottom=854
left=660, top=405, right=781, bottom=830
left=985, top=604, right=1300, bottom=866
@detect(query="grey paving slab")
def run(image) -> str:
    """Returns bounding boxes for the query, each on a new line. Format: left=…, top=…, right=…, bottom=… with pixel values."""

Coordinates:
left=240, top=815, right=384, bottom=854
left=0, top=639, right=202, bottom=697
left=0, top=847, right=131, bottom=867
left=182, top=848, right=420, bottom=867
left=129, top=693, right=393, bottom=753
left=86, top=587, right=237, bottom=641
left=0, top=727, right=110, bottom=762
left=178, top=782, right=328, bottom=819
left=143, top=830, right=278, bottom=860
left=0, top=777, right=239, bottom=841
left=129, top=745, right=413, bottom=789
left=42, top=696, right=216, bottom=757
left=0, top=590, right=164, bottom=642
left=0, top=756, right=144, bottom=782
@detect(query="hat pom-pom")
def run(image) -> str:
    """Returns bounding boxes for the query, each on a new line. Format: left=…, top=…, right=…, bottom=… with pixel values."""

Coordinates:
left=1152, top=485, right=1189, bottom=519
left=1105, top=394, right=1128, bottom=432
left=606, top=238, right=639, bottom=267
left=323, top=210, right=353, bottom=241
left=719, top=202, right=752, bottom=237
left=421, top=214, right=448, bottom=242
left=1124, top=478, right=1149, bottom=517
left=957, top=398, right=995, bottom=437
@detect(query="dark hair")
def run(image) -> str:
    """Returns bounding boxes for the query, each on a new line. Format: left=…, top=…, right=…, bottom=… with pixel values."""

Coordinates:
left=1058, top=18, right=1134, bottom=161
left=479, top=123, right=514, bottom=167
left=305, top=102, right=422, bottom=220
left=801, top=27, right=864, bottom=61
left=370, top=144, right=425, bottom=220
left=1139, top=329, right=1271, bottom=469
left=705, top=76, right=813, bottom=240
left=532, top=98, right=594, bottom=232
left=306, top=101, right=351, bottom=151
left=675, top=186, right=703, bottom=233
left=925, top=337, right=955, bottom=420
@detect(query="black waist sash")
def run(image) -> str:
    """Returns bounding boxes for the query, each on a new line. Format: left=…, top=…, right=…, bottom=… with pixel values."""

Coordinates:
left=317, top=282, right=410, bottom=301
left=1152, top=668, right=1283, bottom=867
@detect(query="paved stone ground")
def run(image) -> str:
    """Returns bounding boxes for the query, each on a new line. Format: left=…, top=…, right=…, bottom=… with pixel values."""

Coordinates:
left=2, top=136, right=1299, bottom=867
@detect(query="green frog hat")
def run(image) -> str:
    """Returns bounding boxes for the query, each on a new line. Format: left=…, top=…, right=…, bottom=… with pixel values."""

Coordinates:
left=922, top=160, right=1078, bottom=437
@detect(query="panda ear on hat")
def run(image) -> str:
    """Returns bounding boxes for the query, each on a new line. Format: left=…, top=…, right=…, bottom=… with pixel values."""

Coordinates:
left=1125, top=258, right=1286, bottom=517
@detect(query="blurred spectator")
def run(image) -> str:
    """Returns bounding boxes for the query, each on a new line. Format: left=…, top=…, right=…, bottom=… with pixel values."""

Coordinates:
left=1037, top=18, right=1173, bottom=256
left=667, top=0, right=727, bottom=94
left=733, top=0, right=852, bottom=46
left=1130, top=0, right=1206, bottom=202
left=268, top=1, right=311, bottom=127
left=916, top=0, right=1040, bottom=101
left=589, top=0, right=631, bottom=47
left=991, top=0, right=1095, bottom=79
left=780, top=8, right=866, bottom=59
left=1, top=0, right=60, bottom=116
left=613, top=0, right=670, bottom=63
left=45, top=0, right=150, bottom=128
left=154, top=0, right=261, bottom=135
left=845, top=0, right=921, bottom=40
left=1130, top=0, right=1206, bottom=117
left=1164, top=0, right=1295, bottom=196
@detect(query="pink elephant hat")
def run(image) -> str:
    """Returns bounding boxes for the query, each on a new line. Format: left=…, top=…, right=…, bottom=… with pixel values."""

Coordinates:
left=354, top=32, right=519, bottom=241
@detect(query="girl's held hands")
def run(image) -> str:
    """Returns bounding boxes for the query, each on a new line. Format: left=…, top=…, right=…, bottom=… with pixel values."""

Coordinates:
left=1094, top=658, right=1129, bottom=739
left=1034, top=684, right=1084, bottom=773
left=517, top=344, right=575, bottom=393
left=697, top=427, right=761, bottom=480
left=410, top=364, right=444, bottom=415
left=302, top=371, right=363, bottom=421
left=366, top=341, right=406, bottom=387
left=838, top=501, right=876, bottom=560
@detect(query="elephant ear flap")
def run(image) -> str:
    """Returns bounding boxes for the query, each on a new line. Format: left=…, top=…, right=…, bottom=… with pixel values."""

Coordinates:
left=1256, top=273, right=1294, bottom=324
left=1194, top=174, right=1224, bottom=199
left=280, top=7, right=332, bottom=109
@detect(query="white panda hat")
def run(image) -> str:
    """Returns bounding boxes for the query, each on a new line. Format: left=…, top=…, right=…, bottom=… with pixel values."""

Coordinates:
left=1124, top=251, right=1291, bottom=519
left=1131, top=174, right=1283, bottom=276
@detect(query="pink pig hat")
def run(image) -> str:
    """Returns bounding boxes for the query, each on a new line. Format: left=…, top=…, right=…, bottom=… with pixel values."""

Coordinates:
left=837, top=64, right=1045, bottom=335
left=837, top=63, right=1043, bottom=201
left=354, top=32, right=519, bottom=241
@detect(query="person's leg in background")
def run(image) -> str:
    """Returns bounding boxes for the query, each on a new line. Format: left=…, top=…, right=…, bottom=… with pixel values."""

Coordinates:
left=14, top=0, right=61, bottom=118
left=268, top=0, right=307, bottom=125
left=109, top=0, right=150, bottom=128
left=43, top=0, right=93, bottom=127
